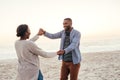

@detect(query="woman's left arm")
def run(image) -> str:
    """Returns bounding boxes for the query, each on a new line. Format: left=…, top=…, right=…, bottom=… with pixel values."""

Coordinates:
left=29, top=41, right=57, bottom=58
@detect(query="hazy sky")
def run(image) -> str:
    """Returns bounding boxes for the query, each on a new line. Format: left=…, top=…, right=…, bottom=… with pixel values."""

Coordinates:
left=0, top=0, right=120, bottom=45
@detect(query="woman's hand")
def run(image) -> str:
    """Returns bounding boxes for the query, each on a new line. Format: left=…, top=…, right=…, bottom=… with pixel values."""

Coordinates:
left=57, top=50, right=65, bottom=55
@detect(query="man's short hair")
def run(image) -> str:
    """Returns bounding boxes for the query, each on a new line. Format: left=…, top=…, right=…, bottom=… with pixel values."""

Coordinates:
left=64, top=18, right=72, bottom=22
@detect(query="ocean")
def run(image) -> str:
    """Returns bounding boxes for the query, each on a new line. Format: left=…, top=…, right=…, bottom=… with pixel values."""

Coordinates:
left=0, top=36, right=120, bottom=60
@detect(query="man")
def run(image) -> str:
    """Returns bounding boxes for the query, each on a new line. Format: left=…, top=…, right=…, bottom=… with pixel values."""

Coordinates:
left=40, top=18, right=81, bottom=80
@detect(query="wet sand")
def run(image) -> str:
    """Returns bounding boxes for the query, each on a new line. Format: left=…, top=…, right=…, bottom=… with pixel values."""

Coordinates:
left=0, top=51, right=120, bottom=80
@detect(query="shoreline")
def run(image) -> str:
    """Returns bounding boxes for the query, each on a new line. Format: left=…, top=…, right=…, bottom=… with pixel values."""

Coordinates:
left=0, top=50, right=120, bottom=60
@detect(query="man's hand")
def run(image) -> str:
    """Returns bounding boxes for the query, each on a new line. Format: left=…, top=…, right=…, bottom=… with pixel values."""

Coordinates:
left=57, top=50, right=65, bottom=55
left=37, top=28, right=46, bottom=36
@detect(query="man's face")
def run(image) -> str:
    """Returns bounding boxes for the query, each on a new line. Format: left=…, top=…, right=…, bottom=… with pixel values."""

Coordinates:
left=63, top=20, right=72, bottom=31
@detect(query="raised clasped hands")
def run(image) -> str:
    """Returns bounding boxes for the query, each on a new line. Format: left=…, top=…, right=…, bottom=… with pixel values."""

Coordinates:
left=37, top=28, right=45, bottom=36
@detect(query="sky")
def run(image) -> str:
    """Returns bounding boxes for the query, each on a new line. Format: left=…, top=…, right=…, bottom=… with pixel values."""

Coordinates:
left=0, top=0, right=120, bottom=46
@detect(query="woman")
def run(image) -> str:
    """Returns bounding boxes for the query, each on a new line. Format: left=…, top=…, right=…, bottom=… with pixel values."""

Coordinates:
left=15, top=24, right=57, bottom=80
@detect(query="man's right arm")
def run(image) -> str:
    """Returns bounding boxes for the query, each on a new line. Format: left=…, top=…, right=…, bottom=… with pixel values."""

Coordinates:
left=44, top=31, right=63, bottom=39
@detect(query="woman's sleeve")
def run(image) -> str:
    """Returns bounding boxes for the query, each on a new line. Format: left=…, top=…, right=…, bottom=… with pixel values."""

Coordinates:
left=29, top=41, right=57, bottom=58
left=29, top=35, right=39, bottom=42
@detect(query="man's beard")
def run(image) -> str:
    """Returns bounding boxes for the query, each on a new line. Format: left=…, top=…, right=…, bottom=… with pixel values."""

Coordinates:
left=64, top=26, right=71, bottom=31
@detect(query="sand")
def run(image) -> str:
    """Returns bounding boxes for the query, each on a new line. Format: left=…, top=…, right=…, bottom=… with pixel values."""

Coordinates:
left=0, top=51, right=120, bottom=80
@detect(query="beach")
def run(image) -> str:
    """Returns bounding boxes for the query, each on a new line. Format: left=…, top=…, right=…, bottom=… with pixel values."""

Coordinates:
left=0, top=51, right=120, bottom=80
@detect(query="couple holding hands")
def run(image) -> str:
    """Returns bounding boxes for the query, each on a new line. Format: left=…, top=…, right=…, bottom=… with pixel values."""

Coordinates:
left=15, top=18, right=81, bottom=80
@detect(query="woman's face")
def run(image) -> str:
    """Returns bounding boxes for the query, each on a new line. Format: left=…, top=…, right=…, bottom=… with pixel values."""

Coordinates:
left=25, top=28, right=31, bottom=39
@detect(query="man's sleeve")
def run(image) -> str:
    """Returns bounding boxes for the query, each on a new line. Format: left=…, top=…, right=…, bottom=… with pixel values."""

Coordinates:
left=44, top=31, right=63, bottom=39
